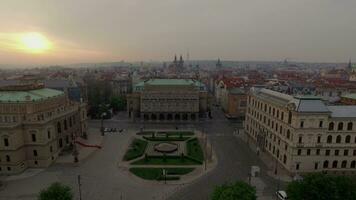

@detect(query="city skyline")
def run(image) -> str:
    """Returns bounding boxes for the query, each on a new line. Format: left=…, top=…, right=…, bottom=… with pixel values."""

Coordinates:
left=0, top=0, right=356, bottom=66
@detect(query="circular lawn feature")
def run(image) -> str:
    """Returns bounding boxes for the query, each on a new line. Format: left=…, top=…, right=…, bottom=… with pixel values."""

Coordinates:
left=154, top=142, right=178, bottom=153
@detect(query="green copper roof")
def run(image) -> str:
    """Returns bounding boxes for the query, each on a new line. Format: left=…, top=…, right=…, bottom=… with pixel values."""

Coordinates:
left=0, top=88, right=64, bottom=102
left=342, top=93, right=356, bottom=100
left=134, top=79, right=206, bottom=92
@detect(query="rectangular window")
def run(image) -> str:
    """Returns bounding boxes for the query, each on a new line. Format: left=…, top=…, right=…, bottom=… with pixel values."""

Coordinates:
left=317, top=136, right=321, bottom=143
left=4, top=138, right=9, bottom=147
left=344, top=150, right=349, bottom=156
left=296, top=163, right=300, bottom=170
left=335, top=150, right=339, bottom=156
left=33, top=150, right=38, bottom=156
left=354, top=150, right=356, bottom=156
left=48, top=131, right=51, bottom=139
left=298, top=149, right=302, bottom=155
left=300, top=121, right=304, bottom=128
left=314, top=163, right=318, bottom=170
left=319, top=121, right=323, bottom=128
left=316, top=149, right=320, bottom=155
left=31, top=134, right=36, bottom=142
left=307, top=149, right=311, bottom=155
left=298, top=136, right=303, bottom=144
left=326, top=150, right=330, bottom=156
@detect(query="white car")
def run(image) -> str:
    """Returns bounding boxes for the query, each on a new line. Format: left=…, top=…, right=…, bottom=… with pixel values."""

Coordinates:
left=276, top=190, right=288, bottom=200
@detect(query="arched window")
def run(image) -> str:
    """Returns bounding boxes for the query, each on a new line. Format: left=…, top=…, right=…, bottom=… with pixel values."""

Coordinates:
left=351, top=161, right=356, bottom=168
left=345, top=135, right=351, bottom=143
left=336, top=135, right=342, bottom=143
left=323, top=160, right=329, bottom=168
left=347, top=122, right=353, bottom=131
left=332, top=160, right=338, bottom=168
left=327, top=135, right=332, bottom=143
left=329, top=122, right=334, bottom=131
left=57, top=122, right=62, bottom=133
left=341, top=160, right=347, bottom=168
left=338, top=122, right=344, bottom=131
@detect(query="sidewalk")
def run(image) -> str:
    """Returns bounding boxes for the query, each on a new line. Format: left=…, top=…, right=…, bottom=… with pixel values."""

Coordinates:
left=56, top=128, right=104, bottom=165
left=235, top=131, right=292, bottom=182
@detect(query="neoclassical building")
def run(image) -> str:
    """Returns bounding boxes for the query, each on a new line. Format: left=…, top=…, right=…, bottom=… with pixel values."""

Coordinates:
left=0, top=84, right=87, bottom=175
left=127, top=79, right=212, bottom=121
left=244, top=87, right=356, bottom=175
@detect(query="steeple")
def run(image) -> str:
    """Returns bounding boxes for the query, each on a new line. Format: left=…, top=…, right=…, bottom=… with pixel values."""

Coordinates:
left=216, top=58, right=222, bottom=68
left=173, top=55, right=177, bottom=65
left=179, top=55, right=184, bottom=67
left=348, top=58, right=352, bottom=70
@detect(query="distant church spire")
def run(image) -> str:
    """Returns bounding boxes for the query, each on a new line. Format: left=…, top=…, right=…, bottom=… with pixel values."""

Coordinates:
left=216, top=58, right=222, bottom=68
left=348, top=58, right=352, bottom=69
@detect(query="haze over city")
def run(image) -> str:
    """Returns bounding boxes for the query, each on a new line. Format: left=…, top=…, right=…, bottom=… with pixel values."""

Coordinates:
left=2, top=1, right=356, bottom=200
left=0, top=0, right=356, bottom=66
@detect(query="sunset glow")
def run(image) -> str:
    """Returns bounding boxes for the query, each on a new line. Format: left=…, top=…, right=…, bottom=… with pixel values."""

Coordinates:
left=19, top=32, right=51, bottom=53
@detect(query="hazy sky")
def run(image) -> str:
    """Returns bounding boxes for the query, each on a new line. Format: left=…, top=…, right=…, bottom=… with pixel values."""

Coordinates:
left=0, top=0, right=355, bottom=65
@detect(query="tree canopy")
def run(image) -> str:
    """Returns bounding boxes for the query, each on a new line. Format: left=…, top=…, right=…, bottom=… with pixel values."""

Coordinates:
left=287, top=173, right=356, bottom=200
left=38, top=182, right=73, bottom=200
left=211, top=181, right=257, bottom=200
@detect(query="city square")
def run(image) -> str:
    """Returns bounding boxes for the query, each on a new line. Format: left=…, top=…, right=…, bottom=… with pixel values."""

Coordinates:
left=0, top=108, right=284, bottom=200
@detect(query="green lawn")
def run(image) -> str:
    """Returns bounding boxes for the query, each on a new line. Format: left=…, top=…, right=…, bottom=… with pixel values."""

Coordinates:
left=143, top=136, right=190, bottom=141
left=130, top=167, right=195, bottom=181
left=131, top=155, right=202, bottom=165
left=186, top=138, right=204, bottom=162
left=123, top=139, right=148, bottom=161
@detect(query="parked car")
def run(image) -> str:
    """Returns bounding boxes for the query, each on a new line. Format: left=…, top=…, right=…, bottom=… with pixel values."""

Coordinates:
left=276, top=191, right=288, bottom=200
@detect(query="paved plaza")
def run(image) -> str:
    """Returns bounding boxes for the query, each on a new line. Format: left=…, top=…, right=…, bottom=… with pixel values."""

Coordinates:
left=0, top=108, right=287, bottom=200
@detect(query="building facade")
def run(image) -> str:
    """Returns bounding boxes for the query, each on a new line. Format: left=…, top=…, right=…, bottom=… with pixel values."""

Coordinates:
left=244, top=87, right=356, bottom=175
left=127, top=79, right=212, bottom=121
left=0, top=84, right=87, bottom=175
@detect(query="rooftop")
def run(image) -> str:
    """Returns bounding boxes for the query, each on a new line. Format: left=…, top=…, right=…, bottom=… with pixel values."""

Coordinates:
left=134, top=79, right=206, bottom=91
left=342, top=93, right=356, bottom=100
left=327, top=106, right=356, bottom=118
left=0, top=88, right=64, bottom=103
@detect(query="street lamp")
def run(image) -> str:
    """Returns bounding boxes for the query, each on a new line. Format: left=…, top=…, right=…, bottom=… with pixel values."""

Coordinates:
left=101, top=112, right=107, bottom=136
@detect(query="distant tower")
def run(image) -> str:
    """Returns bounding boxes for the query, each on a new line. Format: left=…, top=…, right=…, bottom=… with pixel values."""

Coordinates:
left=216, top=58, right=222, bottom=69
left=173, top=55, right=178, bottom=66
left=348, top=59, right=352, bottom=71
left=179, top=55, right=184, bottom=68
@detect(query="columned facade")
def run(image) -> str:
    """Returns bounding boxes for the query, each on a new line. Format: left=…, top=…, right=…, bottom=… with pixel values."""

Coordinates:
left=127, top=79, right=212, bottom=122
left=140, top=112, right=198, bottom=122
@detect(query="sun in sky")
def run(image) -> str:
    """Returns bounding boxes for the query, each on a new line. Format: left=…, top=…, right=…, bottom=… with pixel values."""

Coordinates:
left=19, top=32, right=52, bottom=53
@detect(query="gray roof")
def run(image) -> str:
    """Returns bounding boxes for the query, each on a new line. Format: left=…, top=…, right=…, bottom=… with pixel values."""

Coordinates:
left=228, top=88, right=245, bottom=95
left=327, top=106, right=356, bottom=118
left=251, top=87, right=329, bottom=113
left=43, top=79, right=77, bottom=88
left=295, top=98, right=329, bottom=113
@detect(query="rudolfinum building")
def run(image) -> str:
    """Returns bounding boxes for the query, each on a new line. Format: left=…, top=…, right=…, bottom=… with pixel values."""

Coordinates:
left=127, top=79, right=212, bottom=122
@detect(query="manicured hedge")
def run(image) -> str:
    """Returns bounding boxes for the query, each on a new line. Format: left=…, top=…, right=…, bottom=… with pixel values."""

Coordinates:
left=131, top=155, right=202, bottom=165
left=143, top=136, right=190, bottom=141
left=123, top=139, right=148, bottom=161
left=129, top=167, right=194, bottom=181
left=186, top=138, right=204, bottom=162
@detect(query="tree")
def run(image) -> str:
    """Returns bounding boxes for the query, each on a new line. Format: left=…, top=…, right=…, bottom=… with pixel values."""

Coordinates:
left=287, top=173, right=356, bottom=200
left=211, top=181, right=256, bottom=200
left=38, top=182, right=73, bottom=200
left=110, top=96, right=126, bottom=112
